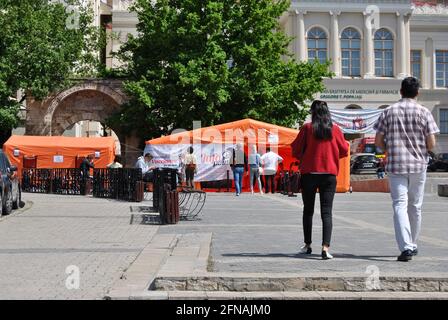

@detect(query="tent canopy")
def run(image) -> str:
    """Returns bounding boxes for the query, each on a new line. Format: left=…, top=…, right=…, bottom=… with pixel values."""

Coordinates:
left=3, top=135, right=116, bottom=172
left=144, top=118, right=300, bottom=183
left=144, top=118, right=350, bottom=192
left=146, top=118, right=299, bottom=147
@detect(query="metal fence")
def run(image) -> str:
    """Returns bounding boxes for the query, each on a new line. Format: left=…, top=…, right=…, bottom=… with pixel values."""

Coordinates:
left=22, top=168, right=143, bottom=201
left=93, top=168, right=143, bottom=201
left=22, top=168, right=87, bottom=195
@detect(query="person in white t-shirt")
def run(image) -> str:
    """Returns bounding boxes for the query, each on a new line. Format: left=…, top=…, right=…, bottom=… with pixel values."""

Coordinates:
left=260, top=147, right=283, bottom=194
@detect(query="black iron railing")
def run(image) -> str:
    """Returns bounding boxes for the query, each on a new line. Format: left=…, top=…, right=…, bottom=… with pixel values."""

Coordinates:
left=93, top=168, right=143, bottom=201
left=22, top=168, right=143, bottom=201
left=22, top=168, right=87, bottom=195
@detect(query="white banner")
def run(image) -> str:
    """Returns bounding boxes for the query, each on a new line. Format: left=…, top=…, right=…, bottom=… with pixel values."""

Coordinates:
left=144, top=143, right=235, bottom=182
left=329, top=109, right=384, bottom=134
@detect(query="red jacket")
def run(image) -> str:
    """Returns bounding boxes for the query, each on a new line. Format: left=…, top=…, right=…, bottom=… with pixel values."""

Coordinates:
left=291, top=123, right=349, bottom=176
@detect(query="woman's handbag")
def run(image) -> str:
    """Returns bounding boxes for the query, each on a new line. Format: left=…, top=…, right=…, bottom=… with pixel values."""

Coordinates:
left=258, top=167, right=264, bottom=175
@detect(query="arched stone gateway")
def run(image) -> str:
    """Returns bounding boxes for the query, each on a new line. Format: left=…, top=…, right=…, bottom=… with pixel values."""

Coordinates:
left=25, top=79, right=142, bottom=166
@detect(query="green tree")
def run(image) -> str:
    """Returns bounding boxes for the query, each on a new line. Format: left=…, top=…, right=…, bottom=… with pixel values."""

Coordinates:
left=109, top=0, right=332, bottom=140
left=0, top=0, right=101, bottom=140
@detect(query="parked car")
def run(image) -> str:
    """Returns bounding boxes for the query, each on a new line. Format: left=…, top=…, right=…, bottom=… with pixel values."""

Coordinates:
left=0, top=150, right=21, bottom=215
left=428, top=153, right=448, bottom=172
left=350, top=153, right=380, bottom=174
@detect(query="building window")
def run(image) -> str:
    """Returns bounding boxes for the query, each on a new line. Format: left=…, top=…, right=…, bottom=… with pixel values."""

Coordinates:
left=374, top=29, right=394, bottom=77
left=440, top=109, right=448, bottom=134
left=436, top=50, right=448, bottom=88
left=411, top=50, right=422, bottom=80
left=307, top=27, right=327, bottom=64
left=341, top=28, right=361, bottom=77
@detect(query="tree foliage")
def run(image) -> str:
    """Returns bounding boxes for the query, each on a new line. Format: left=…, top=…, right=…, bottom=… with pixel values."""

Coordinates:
left=0, top=0, right=101, bottom=133
left=110, top=0, right=332, bottom=140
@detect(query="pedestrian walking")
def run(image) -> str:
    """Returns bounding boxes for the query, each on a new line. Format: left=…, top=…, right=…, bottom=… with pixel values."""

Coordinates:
left=248, top=145, right=263, bottom=194
left=291, top=100, right=349, bottom=260
left=184, top=146, right=197, bottom=189
left=260, top=147, right=283, bottom=194
left=374, top=77, right=439, bottom=262
left=230, top=143, right=248, bottom=196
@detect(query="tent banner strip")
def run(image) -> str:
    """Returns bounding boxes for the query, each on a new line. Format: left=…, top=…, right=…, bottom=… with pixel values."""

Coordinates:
left=144, top=143, right=235, bottom=182
left=330, top=109, right=384, bottom=134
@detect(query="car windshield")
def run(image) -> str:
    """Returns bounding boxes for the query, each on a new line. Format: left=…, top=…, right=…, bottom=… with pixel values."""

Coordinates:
left=358, top=155, right=376, bottom=162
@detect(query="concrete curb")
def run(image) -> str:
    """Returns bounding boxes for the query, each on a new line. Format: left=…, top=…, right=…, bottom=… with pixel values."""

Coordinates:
left=0, top=200, right=33, bottom=222
left=122, top=290, right=448, bottom=300
left=152, top=274, right=448, bottom=292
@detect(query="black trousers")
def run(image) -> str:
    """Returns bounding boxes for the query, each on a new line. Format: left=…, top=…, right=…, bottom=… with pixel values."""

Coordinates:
left=263, top=174, right=276, bottom=193
left=301, top=174, right=337, bottom=247
left=185, top=167, right=195, bottom=186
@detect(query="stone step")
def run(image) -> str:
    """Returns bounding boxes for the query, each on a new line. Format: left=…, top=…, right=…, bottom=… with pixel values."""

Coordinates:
left=105, top=233, right=178, bottom=299
left=126, top=290, right=448, bottom=300
left=156, top=233, right=213, bottom=277
left=105, top=232, right=213, bottom=299
left=152, top=273, right=448, bottom=292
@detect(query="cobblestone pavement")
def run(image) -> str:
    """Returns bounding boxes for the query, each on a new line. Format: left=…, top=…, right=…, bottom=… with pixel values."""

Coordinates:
left=0, top=194, right=157, bottom=300
left=158, top=192, right=448, bottom=275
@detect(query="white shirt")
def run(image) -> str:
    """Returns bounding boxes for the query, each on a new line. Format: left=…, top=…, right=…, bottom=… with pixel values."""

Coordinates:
left=135, top=156, right=149, bottom=174
left=260, top=152, right=283, bottom=175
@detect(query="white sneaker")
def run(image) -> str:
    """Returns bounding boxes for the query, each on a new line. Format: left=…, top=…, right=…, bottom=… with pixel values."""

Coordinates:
left=321, top=250, right=333, bottom=260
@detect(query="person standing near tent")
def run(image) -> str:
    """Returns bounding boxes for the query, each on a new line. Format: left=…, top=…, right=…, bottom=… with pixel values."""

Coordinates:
left=184, top=146, right=197, bottom=189
left=107, top=155, right=123, bottom=169
left=248, top=145, right=263, bottom=194
left=291, top=100, right=348, bottom=260
left=135, top=153, right=156, bottom=182
left=80, top=154, right=95, bottom=178
left=230, top=143, right=248, bottom=196
left=260, top=147, right=283, bottom=194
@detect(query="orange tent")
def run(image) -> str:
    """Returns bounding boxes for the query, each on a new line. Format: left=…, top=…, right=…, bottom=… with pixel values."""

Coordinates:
left=145, top=118, right=350, bottom=192
left=3, top=135, right=116, bottom=174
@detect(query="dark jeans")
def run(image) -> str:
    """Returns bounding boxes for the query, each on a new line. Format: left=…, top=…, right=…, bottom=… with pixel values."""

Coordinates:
left=263, top=174, right=276, bottom=193
left=301, top=174, right=337, bottom=247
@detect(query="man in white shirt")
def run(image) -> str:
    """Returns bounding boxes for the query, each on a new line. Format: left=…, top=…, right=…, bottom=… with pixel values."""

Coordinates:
left=135, top=153, right=156, bottom=182
left=260, top=147, right=283, bottom=194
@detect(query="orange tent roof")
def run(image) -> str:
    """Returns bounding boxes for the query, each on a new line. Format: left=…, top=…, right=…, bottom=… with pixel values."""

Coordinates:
left=4, top=135, right=116, bottom=150
left=146, top=118, right=299, bottom=146
left=3, top=135, right=116, bottom=171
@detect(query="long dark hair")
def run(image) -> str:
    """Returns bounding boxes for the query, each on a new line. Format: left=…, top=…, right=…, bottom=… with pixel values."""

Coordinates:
left=310, top=100, right=333, bottom=140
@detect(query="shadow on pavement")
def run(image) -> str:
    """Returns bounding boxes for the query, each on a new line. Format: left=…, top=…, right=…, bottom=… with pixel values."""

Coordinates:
left=222, top=252, right=397, bottom=262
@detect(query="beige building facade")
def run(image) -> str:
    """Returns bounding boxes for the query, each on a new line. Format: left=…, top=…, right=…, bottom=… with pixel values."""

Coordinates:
left=280, top=0, right=448, bottom=152
left=23, top=1, right=445, bottom=153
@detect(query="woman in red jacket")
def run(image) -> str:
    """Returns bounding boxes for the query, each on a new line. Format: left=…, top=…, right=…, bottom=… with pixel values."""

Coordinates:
left=291, top=100, right=348, bottom=260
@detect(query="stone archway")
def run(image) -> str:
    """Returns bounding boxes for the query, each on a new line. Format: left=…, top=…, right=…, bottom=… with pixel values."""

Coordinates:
left=50, top=89, right=122, bottom=136
left=25, top=79, right=142, bottom=166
